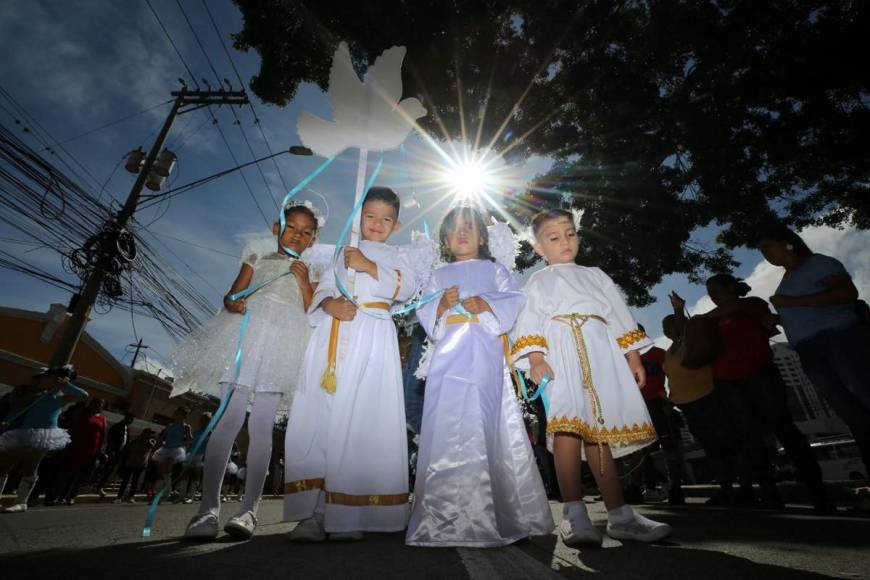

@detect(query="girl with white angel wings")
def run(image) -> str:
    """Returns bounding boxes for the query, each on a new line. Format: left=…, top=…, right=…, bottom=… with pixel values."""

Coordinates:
left=171, top=202, right=329, bottom=541
left=405, top=205, right=554, bottom=548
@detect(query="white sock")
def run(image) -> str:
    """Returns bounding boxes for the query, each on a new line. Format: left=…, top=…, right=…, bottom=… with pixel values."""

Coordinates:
left=16, top=476, right=37, bottom=505
left=239, top=392, right=281, bottom=517
left=607, top=504, right=635, bottom=525
left=563, top=500, right=592, bottom=526
left=198, top=386, right=248, bottom=517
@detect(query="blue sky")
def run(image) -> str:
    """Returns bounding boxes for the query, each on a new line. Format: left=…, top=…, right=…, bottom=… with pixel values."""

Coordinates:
left=1, top=0, right=867, bottom=373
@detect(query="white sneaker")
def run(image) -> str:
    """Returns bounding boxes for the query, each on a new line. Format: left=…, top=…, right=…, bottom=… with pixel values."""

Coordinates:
left=0, top=503, right=27, bottom=513
left=329, top=531, right=364, bottom=542
left=288, top=514, right=326, bottom=542
left=126, top=497, right=136, bottom=504
left=183, top=513, right=219, bottom=540
left=112, top=498, right=123, bottom=504
left=224, top=510, right=257, bottom=540
left=606, top=508, right=671, bottom=543
left=559, top=501, right=602, bottom=547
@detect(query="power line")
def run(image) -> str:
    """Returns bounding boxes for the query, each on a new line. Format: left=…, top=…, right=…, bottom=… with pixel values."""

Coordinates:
left=144, top=0, right=200, bottom=89
left=174, top=0, right=280, bottom=212
left=200, top=0, right=291, bottom=193
left=49, top=99, right=174, bottom=149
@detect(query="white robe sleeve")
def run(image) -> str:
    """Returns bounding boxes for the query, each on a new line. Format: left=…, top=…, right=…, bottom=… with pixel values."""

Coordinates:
left=370, top=248, right=416, bottom=303
left=477, top=262, right=525, bottom=337
left=511, top=275, right=550, bottom=370
left=595, top=268, right=652, bottom=354
left=416, top=269, right=447, bottom=341
left=308, top=256, right=338, bottom=327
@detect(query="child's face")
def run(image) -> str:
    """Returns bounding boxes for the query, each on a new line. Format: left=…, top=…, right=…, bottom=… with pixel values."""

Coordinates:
left=445, top=213, right=482, bottom=261
left=533, top=216, right=579, bottom=264
left=274, top=211, right=317, bottom=255
left=360, top=200, right=400, bottom=243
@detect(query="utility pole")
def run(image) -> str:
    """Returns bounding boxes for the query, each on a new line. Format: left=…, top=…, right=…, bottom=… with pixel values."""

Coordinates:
left=49, top=88, right=248, bottom=368
left=128, top=338, right=148, bottom=369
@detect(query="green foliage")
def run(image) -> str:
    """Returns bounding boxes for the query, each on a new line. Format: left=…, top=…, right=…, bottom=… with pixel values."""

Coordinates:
left=232, top=0, right=869, bottom=304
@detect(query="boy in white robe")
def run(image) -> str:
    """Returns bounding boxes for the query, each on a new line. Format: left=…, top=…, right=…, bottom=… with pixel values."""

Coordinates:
left=512, top=209, right=672, bottom=547
left=284, top=187, right=416, bottom=541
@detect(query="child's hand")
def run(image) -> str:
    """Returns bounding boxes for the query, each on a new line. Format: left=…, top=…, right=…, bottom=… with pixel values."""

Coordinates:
left=437, top=286, right=460, bottom=317
left=669, top=291, right=686, bottom=312
left=529, top=355, right=554, bottom=385
left=290, top=261, right=311, bottom=287
left=224, top=296, right=247, bottom=315
left=322, top=297, right=358, bottom=321
left=462, top=296, right=492, bottom=315
left=344, top=246, right=376, bottom=276
left=626, top=351, right=646, bottom=388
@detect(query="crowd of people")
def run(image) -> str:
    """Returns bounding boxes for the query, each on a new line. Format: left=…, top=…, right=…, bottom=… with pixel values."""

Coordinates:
left=1, top=189, right=867, bottom=551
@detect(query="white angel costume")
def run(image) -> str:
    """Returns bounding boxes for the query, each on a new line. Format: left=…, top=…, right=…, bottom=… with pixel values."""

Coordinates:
left=170, top=241, right=329, bottom=413
left=406, top=258, right=554, bottom=547
left=283, top=240, right=422, bottom=533
left=512, top=264, right=656, bottom=458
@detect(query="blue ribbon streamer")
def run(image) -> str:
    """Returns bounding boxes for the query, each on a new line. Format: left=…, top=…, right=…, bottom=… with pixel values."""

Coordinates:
left=279, top=156, right=335, bottom=258
left=510, top=335, right=551, bottom=414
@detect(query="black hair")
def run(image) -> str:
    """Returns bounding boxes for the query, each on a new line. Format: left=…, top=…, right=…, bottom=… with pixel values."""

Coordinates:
left=174, top=406, right=190, bottom=417
left=363, top=186, right=401, bottom=218
left=706, top=273, right=751, bottom=297
left=531, top=208, right=574, bottom=238
left=282, top=204, right=319, bottom=231
left=438, top=206, right=495, bottom=263
left=756, top=222, right=811, bottom=256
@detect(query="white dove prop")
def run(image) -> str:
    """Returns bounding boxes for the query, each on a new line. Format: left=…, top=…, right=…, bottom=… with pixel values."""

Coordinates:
left=297, top=42, right=427, bottom=288
left=297, top=42, right=427, bottom=158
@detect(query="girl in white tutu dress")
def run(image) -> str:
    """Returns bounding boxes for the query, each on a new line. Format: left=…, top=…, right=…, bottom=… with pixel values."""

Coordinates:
left=512, top=209, right=671, bottom=547
left=406, top=206, right=553, bottom=547
left=0, top=366, right=87, bottom=513
left=173, top=203, right=323, bottom=540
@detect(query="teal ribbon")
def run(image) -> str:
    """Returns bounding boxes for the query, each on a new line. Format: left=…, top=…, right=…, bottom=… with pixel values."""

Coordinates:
left=279, top=156, right=334, bottom=258
left=510, top=336, right=551, bottom=414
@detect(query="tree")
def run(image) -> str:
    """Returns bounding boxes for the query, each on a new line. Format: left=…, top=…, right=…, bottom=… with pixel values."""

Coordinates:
left=232, top=0, right=869, bottom=305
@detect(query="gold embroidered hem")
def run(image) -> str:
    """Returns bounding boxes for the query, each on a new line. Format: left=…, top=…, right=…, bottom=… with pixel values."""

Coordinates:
left=617, top=328, right=648, bottom=350
left=284, top=478, right=325, bottom=494
left=546, top=416, right=657, bottom=445
left=326, top=490, right=409, bottom=507
left=284, top=479, right=408, bottom=506
left=511, top=334, right=548, bottom=356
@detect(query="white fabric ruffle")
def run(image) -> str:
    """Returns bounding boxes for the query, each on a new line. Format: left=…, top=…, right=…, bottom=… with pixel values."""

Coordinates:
left=0, top=427, right=71, bottom=452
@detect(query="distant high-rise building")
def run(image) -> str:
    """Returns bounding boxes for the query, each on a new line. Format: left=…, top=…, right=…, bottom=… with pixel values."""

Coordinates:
left=771, top=342, right=848, bottom=437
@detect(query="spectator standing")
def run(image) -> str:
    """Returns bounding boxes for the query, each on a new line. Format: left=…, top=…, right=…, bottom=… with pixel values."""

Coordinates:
left=758, top=224, right=870, bottom=478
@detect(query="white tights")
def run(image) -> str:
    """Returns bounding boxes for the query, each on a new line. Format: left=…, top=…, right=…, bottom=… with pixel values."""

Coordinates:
left=198, top=385, right=280, bottom=517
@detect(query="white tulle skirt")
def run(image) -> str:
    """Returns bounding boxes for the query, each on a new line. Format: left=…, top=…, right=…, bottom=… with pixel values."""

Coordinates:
left=0, top=427, right=71, bottom=453
left=152, top=446, right=187, bottom=464
left=170, top=295, right=311, bottom=414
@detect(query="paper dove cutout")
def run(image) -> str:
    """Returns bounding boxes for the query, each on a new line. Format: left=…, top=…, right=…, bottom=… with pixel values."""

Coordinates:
left=297, top=42, right=427, bottom=158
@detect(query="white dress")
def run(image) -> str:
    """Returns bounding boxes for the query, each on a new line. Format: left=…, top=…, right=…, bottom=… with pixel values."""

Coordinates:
left=169, top=245, right=315, bottom=413
left=283, top=240, right=415, bottom=533
left=512, top=264, right=656, bottom=458
left=406, top=259, right=554, bottom=547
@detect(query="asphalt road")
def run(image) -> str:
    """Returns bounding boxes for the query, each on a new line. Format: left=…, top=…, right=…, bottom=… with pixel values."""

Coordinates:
left=1, top=498, right=868, bottom=579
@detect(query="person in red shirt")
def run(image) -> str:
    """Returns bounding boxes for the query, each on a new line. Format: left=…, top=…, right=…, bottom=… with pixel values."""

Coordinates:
left=52, top=398, right=106, bottom=505
left=702, top=274, right=827, bottom=510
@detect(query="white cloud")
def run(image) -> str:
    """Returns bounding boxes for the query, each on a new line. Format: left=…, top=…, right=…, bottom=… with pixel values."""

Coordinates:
left=689, top=225, right=870, bottom=320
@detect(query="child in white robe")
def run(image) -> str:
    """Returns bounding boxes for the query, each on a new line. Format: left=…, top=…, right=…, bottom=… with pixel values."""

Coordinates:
left=176, top=203, right=320, bottom=540
left=512, top=209, right=671, bottom=546
left=285, top=187, right=416, bottom=541
left=406, top=206, right=553, bottom=547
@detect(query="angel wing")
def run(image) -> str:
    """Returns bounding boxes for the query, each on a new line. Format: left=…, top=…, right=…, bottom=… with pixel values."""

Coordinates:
left=363, top=46, right=406, bottom=105
left=487, top=220, right=519, bottom=271
left=327, top=41, right=366, bottom=125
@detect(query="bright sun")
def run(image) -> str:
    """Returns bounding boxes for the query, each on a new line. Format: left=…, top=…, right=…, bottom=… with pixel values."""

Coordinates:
left=440, top=157, right=498, bottom=204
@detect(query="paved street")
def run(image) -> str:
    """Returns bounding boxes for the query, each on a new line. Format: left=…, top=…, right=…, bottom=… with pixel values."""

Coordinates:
left=1, top=498, right=868, bottom=579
